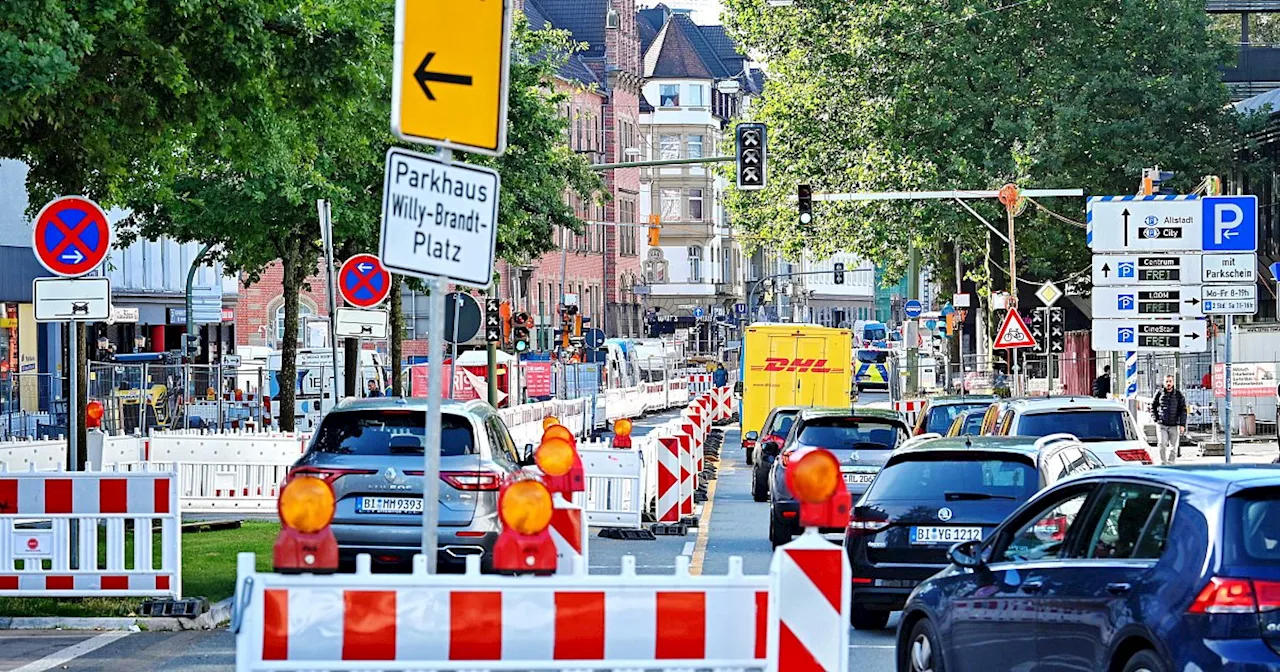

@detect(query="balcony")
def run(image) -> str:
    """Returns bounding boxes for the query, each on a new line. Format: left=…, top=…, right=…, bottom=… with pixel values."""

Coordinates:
left=1223, top=45, right=1280, bottom=101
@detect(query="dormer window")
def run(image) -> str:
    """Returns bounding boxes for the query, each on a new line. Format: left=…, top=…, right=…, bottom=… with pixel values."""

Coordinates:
left=606, top=8, right=620, bottom=28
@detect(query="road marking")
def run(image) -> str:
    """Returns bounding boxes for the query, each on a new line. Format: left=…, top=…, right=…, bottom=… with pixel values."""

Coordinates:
left=850, top=644, right=895, bottom=649
left=689, top=462, right=721, bottom=576
left=11, top=632, right=131, bottom=672
left=681, top=541, right=695, bottom=556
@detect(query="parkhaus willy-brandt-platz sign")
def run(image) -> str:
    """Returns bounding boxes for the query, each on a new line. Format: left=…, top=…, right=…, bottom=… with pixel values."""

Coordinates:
left=379, top=147, right=500, bottom=288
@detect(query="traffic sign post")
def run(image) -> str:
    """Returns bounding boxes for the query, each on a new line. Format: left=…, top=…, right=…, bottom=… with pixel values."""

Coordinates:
left=32, top=196, right=112, bottom=277
left=391, top=0, right=512, bottom=155
left=1092, top=319, right=1206, bottom=353
left=1086, top=195, right=1258, bottom=253
left=338, top=254, right=391, bottom=308
left=335, top=308, right=390, bottom=339
left=32, top=277, right=111, bottom=322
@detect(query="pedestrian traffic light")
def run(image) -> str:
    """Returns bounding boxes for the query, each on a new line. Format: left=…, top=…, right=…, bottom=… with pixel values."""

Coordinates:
left=512, top=312, right=531, bottom=353
left=797, top=184, right=813, bottom=224
left=833, top=261, right=845, bottom=285
left=736, top=123, right=767, bottom=190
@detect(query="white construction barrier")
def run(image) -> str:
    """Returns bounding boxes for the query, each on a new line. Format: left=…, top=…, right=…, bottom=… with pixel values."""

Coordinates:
left=0, top=469, right=181, bottom=598
left=575, top=444, right=644, bottom=529
left=231, top=532, right=850, bottom=671
left=107, top=460, right=290, bottom=513
left=0, top=438, right=66, bottom=472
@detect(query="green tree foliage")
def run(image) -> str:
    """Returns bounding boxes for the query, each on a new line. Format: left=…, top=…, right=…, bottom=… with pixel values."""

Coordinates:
left=722, top=0, right=1241, bottom=293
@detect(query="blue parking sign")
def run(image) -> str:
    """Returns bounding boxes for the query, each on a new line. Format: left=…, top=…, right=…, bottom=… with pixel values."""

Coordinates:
left=1118, top=327, right=1135, bottom=344
left=1202, top=196, right=1257, bottom=252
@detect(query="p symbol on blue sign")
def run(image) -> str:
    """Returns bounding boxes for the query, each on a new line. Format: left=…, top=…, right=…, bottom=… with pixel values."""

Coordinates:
left=1203, top=196, right=1256, bottom=252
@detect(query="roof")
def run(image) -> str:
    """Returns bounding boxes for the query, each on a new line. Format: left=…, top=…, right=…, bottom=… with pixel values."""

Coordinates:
left=638, top=6, right=668, bottom=52
left=895, top=435, right=1047, bottom=458
left=332, top=397, right=495, bottom=414
left=533, top=0, right=610, bottom=58
left=639, top=92, right=654, bottom=113
left=747, top=68, right=766, bottom=95
left=1235, top=86, right=1280, bottom=115
left=673, top=14, right=731, bottom=78
left=698, top=25, right=746, bottom=71
left=1004, top=396, right=1129, bottom=412
left=1058, top=463, right=1280, bottom=494
left=524, top=0, right=603, bottom=87
left=644, top=13, right=717, bottom=79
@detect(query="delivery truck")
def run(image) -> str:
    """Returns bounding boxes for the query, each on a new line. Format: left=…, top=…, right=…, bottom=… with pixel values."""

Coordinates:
left=739, top=323, right=854, bottom=452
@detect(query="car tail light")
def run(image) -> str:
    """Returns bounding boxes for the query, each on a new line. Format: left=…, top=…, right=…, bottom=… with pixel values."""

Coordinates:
left=286, top=466, right=376, bottom=485
left=1115, top=449, right=1153, bottom=464
left=1033, top=516, right=1068, bottom=542
left=743, top=438, right=756, bottom=449
left=780, top=449, right=795, bottom=467
left=847, top=517, right=889, bottom=539
left=441, top=470, right=502, bottom=491
left=1190, top=577, right=1280, bottom=614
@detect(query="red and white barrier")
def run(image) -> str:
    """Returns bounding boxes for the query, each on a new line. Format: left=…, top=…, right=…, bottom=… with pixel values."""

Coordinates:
left=0, top=469, right=181, bottom=598
left=574, top=445, right=643, bottom=529
left=550, top=495, right=588, bottom=575
left=655, top=435, right=682, bottom=523
left=232, top=533, right=847, bottom=671
left=688, top=373, right=713, bottom=394
left=892, top=399, right=927, bottom=429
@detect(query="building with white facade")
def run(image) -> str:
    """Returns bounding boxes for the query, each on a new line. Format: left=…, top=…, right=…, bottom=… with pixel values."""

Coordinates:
left=802, top=254, right=877, bottom=327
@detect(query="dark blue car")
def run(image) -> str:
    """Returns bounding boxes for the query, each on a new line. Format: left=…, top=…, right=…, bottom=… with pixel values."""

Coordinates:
left=897, top=465, right=1280, bottom=672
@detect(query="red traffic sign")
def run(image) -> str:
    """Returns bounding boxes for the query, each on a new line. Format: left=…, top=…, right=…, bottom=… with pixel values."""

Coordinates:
left=32, top=196, right=112, bottom=277
left=994, top=310, right=1037, bottom=350
left=339, top=254, right=391, bottom=308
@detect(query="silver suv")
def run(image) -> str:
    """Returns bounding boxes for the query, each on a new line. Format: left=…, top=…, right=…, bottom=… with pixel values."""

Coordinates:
left=288, top=397, right=532, bottom=572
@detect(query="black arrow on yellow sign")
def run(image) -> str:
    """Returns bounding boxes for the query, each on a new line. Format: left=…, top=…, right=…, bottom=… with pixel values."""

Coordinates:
left=414, top=52, right=473, bottom=101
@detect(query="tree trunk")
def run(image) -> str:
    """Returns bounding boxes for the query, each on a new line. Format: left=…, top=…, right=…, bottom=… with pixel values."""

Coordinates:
left=278, top=240, right=301, bottom=432
left=390, top=277, right=404, bottom=395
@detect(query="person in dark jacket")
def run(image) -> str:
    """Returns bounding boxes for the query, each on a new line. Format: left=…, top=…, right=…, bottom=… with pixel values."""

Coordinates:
left=365, top=379, right=382, bottom=398
left=713, top=363, right=728, bottom=387
left=1092, top=365, right=1112, bottom=398
left=1152, top=374, right=1188, bottom=464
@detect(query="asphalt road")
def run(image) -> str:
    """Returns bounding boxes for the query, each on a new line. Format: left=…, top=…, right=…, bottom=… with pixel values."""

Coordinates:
left=0, top=405, right=900, bottom=672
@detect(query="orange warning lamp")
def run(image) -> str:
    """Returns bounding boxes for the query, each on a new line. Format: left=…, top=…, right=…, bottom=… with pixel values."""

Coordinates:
left=784, top=448, right=852, bottom=530
left=542, top=415, right=560, bottom=430
left=85, top=400, right=104, bottom=429
left=273, top=476, right=338, bottom=573
left=536, top=425, right=584, bottom=495
left=612, top=418, right=633, bottom=449
left=493, top=478, right=557, bottom=574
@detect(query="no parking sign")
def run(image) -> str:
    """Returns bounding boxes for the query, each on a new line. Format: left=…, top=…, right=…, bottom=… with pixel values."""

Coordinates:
left=32, top=196, right=111, bottom=277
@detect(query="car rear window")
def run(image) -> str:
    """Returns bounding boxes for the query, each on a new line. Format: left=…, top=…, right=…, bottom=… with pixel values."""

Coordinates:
left=1017, top=410, right=1135, bottom=442
left=856, top=350, right=888, bottom=364
left=1227, top=488, right=1280, bottom=565
left=925, top=403, right=991, bottom=434
left=767, top=410, right=798, bottom=437
left=865, top=452, right=1038, bottom=502
left=795, top=417, right=903, bottom=452
left=311, top=410, right=476, bottom=456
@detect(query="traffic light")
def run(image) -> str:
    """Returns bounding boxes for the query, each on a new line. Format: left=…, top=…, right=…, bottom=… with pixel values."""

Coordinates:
left=512, top=312, right=531, bottom=353
left=183, top=333, right=200, bottom=357
left=648, top=214, right=660, bottom=246
left=797, top=184, right=812, bottom=224
left=735, top=123, right=767, bottom=190
left=833, top=261, right=845, bottom=285
left=1142, top=167, right=1176, bottom=195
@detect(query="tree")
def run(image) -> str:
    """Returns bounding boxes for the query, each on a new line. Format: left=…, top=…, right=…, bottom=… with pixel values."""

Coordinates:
left=722, top=0, right=1241, bottom=298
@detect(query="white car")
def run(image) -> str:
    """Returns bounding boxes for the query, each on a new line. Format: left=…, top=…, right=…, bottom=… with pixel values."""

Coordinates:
left=988, top=397, right=1157, bottom=466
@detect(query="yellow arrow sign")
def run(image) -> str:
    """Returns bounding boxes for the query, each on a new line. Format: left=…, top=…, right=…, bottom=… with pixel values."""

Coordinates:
left=392, top=0, right=512, bottom=156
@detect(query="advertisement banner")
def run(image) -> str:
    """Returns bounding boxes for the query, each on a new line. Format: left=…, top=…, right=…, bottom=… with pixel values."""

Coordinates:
left=1213, top=362, right=1278, bottom=398
left=522, top=361, right=552, bottom=398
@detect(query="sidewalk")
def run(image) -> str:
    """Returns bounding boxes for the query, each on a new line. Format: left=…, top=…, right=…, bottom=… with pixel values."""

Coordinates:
left=1178, top=435, right=1279, bottom=465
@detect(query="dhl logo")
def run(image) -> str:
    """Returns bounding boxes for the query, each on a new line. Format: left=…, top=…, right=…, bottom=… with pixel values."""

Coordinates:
left=750, top=357, right=845, bottom=374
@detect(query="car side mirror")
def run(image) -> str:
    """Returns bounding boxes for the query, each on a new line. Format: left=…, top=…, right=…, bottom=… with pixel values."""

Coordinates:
left=949, top=539, right=985, bottom=569
left=745, top=431, right=759, bottom=442
left=520, top=444, right=536, bottom=467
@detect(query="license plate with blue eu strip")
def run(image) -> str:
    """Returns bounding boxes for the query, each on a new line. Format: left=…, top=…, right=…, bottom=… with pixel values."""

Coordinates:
left=357, top=497, right=423, bottom=514
left=910, top=526, right=982, bottom=545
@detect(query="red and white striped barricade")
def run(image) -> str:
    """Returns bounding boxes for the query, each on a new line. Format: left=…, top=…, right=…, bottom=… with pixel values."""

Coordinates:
left=717, top=386, right=733, bottom=421
left=688, top=373, right=713, bottom=394
left=685, top=406, right=705, bottom=477
left=574, top=447, right=643, bottom=530
left=669, top=378, right=690, bottom=406
left=232, top=539, right=849, bottom=670
left=675, top=422, right=695, bottom=519
left=767, top=531, right=851, bottom=672
left=0, top=468, right=181, bottom=597
left=550, top=494, right=588, bottom=575
left=655, top=434, right=682, bottom=523
left=892, top=399, right=927, bottom=430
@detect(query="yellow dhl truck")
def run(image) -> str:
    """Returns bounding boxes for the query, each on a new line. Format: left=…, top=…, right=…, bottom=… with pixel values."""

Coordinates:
left=738, top=323, right=853, bottom=446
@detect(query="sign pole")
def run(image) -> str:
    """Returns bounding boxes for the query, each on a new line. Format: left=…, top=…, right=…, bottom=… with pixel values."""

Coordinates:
left=319, top=200, right=342, bottom=404
left=1225, top=315, right=1233, bottom=464
left=422, top=275, right=445, bottom=573
left=450, top=296, right=461, bottom=398
left=68, top=324, right=78, bottom=470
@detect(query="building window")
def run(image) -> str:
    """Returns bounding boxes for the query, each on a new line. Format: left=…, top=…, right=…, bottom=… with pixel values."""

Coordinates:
left=660, top=84, right=679, bottom=107
left=661, top=188, right=682, bottom=221
left=276, top=303, right=314, bottom=343
left=688, top=188, right=704, bottom=220
left=660, top=135, right=681, bottom=160
left=688, top=246, right=703, bottom=283
left=688, top=84, right=704, bottom=107
left=687, top=135, right=703, bottom=159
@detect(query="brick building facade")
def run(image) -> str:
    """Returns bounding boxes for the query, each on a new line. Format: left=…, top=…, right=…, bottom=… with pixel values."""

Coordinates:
left=236, top=259, right=333, bottom=348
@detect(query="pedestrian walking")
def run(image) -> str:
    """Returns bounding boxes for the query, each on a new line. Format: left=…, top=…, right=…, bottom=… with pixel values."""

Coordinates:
left=713, top=362, right=728, bottom=387
left=365, top=379, right=382, bottom=398
left=1092, top=365, right=1112, bottom=398
left=1152, top=374, right=1188, bottom=464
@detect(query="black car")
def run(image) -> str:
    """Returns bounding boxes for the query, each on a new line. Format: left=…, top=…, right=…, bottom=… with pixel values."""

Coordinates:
left=912, top=395, right=998, bottom=436
left=769, top=407, right=909, bottom=548
left=749, top=406, right=804, bottom=502
left=845, top=436, right=1104, bottom=629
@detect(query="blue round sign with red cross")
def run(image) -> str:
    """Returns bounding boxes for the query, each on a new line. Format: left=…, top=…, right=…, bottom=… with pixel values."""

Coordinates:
left=32, top=196, right=112, bottom=277
left=339, top=254, right=391, bottom=308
